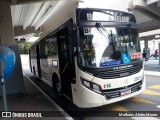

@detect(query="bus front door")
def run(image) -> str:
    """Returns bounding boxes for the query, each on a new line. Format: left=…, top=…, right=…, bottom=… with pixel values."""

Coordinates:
left=58, top=29, right=72, bottom=99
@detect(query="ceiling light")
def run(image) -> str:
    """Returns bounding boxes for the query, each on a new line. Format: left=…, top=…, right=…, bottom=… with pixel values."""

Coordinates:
left=155, top=35, right=160, bottom=39
left=41, top=6, right=53, bottom=19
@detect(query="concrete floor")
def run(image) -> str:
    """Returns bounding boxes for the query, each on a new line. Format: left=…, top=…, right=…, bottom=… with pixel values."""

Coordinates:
left=144, top=60, right=160, bottom=72
left=0, top=54, right=67, bottom=120
left=0, top=77, right=67, bottom=119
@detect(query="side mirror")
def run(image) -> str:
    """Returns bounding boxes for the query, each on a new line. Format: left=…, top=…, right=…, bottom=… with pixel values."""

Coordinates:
left=71, top=78, right=76, bottom=84
left=52, top=60, right=58, bottom=67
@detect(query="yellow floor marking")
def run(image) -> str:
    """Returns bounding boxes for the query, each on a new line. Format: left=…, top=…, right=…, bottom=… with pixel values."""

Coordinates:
left=128, top=97, right=156, bottom=104
left=148, top=85, right=160, bottom=90
left=143, top=89, right=160, bottom=96
left=105, top=104, right=128, bottom=112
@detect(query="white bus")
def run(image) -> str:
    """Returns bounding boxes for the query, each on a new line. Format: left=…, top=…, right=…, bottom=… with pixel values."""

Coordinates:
left=29, top=7, right=145, bottom=108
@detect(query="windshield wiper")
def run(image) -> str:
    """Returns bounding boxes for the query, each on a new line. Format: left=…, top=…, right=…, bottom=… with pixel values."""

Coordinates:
left=110, top=30, right=116, bottom=54
left=127, top=24, right=132, bottom=48
left=121, top=30, right=128, bottom=54
left=95, top=23, right=117, bottom=57
left=95, top=23, right=110, bottom=43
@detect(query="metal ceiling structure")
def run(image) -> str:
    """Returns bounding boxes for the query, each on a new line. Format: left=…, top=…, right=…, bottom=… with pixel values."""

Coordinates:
left=10, top=0, right=53, bottom=5
left=10, top=0, right=81, bottom=42
left=128, top=0, right=160, bottom=40
left=11, top=0, right=60, bottom=41
left=10, top=0, right=160, bottom=41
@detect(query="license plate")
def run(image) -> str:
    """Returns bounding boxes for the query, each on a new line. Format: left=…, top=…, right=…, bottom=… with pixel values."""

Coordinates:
left=121, top=89, right=131, bottom=96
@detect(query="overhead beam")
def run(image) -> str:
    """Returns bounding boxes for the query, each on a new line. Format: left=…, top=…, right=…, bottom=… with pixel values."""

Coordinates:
left=14, top=26, right=41, bottom=36
left=135, top=7, right=160, bottom=21
left=139, top=24, right=160, bottom=32
left=10, top=0, right=52, bottom=5
left=146, top=0, right=159, bottom=5
left=140, top=35, right=155, bottom=41
left=23, top=3, right=43, bottom=30
left=40, top=1, right=78, bottom=34
left=138, top=20, right=160, bottom=32
left=128, top=0, right=160, bottom=32
left=10, top=0, right=82, bottom=5
left=139, top=29, right=160, bottom=40
left=128, top=0, right=160, bottom=20
left=148, top=3, right=160, bottom=16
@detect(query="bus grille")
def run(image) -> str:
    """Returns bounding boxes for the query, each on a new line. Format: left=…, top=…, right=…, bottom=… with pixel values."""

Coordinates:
left=97, top=65, right=142, bottom=79
left=102, top=81, right=142, bottom=100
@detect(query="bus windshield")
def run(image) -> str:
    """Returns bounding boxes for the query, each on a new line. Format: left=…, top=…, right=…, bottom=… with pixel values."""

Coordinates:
left=78, top=25, right=142, bottom=68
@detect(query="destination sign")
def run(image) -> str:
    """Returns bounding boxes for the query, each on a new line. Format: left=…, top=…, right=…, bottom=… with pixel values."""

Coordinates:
left=76, top=8, right=136, bottom=23
left=109, top=16, right=129, bottom=22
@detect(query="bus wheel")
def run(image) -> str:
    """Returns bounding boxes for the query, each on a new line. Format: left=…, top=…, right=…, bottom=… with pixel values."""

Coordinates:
left=53, top=76, right=62, bottom=96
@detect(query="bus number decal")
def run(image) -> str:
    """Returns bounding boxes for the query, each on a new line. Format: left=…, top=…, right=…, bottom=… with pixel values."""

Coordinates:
left=104, top=83, right=111, bottom=88
left=83, top=28, right=92, bottom=35
left=109, top=16, right=129, bottom=22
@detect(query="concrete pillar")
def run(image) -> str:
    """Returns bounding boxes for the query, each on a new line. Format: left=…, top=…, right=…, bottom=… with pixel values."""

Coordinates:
left=0, top=0, right=15, bottom=45
left=153, top=39, right=155, bottom=50
left=144, top=39, right=148, bottom=48
left=144, top=39, right=150, bottom=59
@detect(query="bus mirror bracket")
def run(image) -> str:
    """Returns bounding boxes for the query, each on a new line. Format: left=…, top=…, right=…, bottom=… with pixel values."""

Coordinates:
left=52, top=60, right=58, bottom=67
left=71, top=78, right=76, bottom=84
left=74, top=47, right=77, bottom=56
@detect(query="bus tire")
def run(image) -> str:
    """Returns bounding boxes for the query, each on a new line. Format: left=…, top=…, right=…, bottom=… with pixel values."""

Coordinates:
left=53, top=75, right=62, bottom=96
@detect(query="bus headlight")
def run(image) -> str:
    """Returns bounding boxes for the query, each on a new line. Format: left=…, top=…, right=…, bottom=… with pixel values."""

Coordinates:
left=80, top=78, right=102, bottom=94
left=83, top=80, right=91, bottom=88
left=93, top=84, right=101, bottom=93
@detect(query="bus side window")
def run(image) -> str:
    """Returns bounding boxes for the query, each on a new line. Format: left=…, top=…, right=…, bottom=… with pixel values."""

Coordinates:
left=39, top=39, right=46, bottom=57
left=30, top=46, right=36, bottom=57
left=45, top=37, right=58, bottom=57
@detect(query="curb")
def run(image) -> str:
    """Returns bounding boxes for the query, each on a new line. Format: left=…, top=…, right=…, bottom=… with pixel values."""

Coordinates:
left=24, top=75, right=74, bottom=120
left=144, top=71, right=160, bottom=77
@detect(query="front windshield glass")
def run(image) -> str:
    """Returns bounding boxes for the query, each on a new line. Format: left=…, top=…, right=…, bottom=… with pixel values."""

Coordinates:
left=78, top=26, right=142, bottom=68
